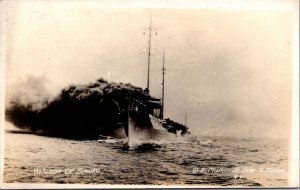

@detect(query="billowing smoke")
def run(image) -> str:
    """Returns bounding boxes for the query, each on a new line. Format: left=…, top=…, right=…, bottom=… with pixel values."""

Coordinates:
left=6, top=75, right=55, bottom=111
left=6, top=78, right=147, bottom=139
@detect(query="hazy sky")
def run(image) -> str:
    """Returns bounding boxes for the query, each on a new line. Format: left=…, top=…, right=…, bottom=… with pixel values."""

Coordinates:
left=3, top=0, right=297, bottom=138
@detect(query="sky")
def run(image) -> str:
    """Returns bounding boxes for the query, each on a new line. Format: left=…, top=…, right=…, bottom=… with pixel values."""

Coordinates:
left=3, top=0, right=297, bottom=138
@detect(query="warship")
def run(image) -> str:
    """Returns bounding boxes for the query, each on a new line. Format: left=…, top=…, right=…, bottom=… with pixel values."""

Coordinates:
left=118, top=16, right=190, bottom=142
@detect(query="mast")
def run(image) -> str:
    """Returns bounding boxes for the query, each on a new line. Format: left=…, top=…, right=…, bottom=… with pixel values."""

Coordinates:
left=146, top=15, right=152, bottom=90
left=160, top=49, right=166, bottom=119
left=143, top=13, right=157, bottom=90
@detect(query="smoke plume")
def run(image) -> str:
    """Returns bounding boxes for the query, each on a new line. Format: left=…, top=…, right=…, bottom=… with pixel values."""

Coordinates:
left=6, top=78, right=147, bottom=139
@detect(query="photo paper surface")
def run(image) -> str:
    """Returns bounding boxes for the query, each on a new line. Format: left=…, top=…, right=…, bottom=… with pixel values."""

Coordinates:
left=0, top=0, right=299, bottom=188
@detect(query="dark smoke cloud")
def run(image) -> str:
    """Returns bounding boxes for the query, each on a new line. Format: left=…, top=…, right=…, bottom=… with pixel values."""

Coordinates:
left=6, top=75, right=55, bottom=111
left=6, top=78, right=147, bottom=139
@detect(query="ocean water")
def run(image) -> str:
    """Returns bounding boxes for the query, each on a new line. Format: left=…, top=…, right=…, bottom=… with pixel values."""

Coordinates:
left=4, top=123, right=288, bottom=187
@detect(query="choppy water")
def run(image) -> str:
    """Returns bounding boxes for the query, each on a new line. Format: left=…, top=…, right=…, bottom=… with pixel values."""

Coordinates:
left=4, top=123, right=288, bottom=187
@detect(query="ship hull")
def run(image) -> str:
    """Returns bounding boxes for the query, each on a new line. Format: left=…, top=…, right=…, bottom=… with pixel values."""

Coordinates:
left=127, top=110, right=171, bottom=144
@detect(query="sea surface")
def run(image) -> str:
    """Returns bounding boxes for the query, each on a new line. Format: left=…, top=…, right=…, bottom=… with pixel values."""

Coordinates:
left=4, top=122, right=289, bottom=187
